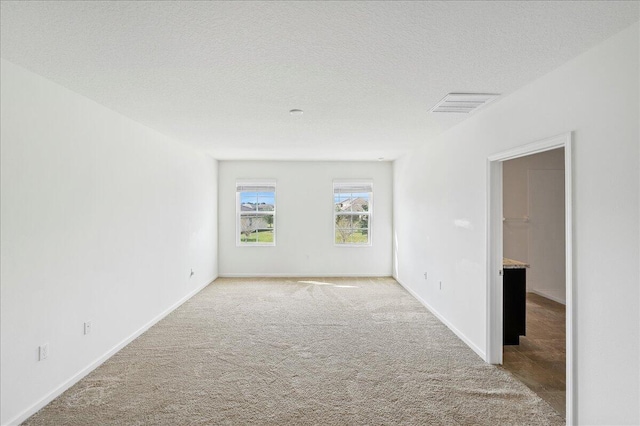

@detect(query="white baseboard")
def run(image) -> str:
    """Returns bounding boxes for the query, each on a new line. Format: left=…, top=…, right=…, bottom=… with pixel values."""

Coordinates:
left=218, top=273, right=392, bottom=278
left=394, top=275, right=486, bottom=361
left=529, top=289, right=566, bottom=305
left=4, top=276, right=216, bottom=426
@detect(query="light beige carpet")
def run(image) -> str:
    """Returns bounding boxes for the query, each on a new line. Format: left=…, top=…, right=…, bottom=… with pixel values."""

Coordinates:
left=24, top=277, right=564, bottom=425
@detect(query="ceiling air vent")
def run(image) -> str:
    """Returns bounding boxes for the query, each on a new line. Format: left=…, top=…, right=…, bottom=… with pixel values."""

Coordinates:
left=430, top=93, right=500, bottom=114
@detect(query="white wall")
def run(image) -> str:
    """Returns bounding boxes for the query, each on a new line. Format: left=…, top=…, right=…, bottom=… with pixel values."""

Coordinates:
left=503, top=149, right=566, bottom=302
left=219, top=161, right=392, bottom=277
left=0, top=59, right=218, bottom=425
left=393, top=23, right=639, bottom=425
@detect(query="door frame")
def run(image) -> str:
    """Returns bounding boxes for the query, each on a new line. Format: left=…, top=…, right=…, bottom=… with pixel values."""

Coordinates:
left=486, top=132, right=574, bottom=423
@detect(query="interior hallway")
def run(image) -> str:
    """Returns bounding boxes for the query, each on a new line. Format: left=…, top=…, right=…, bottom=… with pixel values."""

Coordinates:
left=502, top=293, right=566, bottom=418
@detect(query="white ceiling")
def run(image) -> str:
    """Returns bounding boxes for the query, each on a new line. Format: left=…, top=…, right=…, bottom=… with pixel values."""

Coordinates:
left=1, top=1, right=638, bottom=161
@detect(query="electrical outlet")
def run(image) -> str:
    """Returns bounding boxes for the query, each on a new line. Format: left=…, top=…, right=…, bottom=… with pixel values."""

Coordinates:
left=424, top=272, right=428, bottom=280
left=39, top=343, right=49, bottom=361
left=439, top=281, right=442, bottom=290
left=84, top=321, right=92, bottom=335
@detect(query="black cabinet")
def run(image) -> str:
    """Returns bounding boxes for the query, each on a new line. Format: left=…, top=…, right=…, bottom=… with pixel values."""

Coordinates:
left=503, top=268, right=526, bottom=345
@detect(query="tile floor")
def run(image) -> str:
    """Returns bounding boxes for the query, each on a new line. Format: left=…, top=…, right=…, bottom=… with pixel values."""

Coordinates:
left=501, top=293, right=566, bottom=418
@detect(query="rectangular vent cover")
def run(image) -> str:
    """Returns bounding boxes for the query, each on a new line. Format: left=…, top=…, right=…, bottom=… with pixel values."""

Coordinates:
left=430, top=93, right=499, bottom=113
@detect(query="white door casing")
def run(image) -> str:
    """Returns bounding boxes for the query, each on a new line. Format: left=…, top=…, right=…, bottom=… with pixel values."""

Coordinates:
left=486, top=132, right=573, bottom=424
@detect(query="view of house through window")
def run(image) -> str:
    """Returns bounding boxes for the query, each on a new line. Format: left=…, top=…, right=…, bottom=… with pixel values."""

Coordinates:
left=334, top=181, right=372, bottom=245
left=237, top=181, right=276, bottom=245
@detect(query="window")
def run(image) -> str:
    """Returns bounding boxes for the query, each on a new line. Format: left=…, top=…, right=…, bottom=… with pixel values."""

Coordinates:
left=236, top=181, right=276, bottom=246
left=334, top=181, right=372, bottom=246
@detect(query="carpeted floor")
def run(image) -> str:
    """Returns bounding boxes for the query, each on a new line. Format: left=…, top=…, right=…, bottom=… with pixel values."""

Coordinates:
left=24, top=277, right=564, bottom=425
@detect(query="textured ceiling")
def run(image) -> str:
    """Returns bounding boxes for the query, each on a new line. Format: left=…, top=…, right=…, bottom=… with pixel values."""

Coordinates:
left=1, top=1, right=638, bottom=160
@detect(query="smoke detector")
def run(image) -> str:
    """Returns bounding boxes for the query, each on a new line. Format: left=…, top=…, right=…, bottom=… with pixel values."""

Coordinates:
left=430, top=93, right=500, bottom=113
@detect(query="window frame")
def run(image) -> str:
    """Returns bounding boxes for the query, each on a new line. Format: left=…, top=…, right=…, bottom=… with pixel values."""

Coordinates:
left=236, top=180, right=277, bottom=247
left=333, top=180, right=373, bottom=247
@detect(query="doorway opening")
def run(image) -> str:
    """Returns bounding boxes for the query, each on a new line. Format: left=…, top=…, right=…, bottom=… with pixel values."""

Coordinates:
left=486, top=133, right=573, bottom=423
left=502, top=147, right=566, bottom=417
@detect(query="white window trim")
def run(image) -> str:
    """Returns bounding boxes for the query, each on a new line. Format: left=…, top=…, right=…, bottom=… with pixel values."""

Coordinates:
left=236, top=180, right=276, bottom=247
left=333, top=180, right=373, bottom=247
